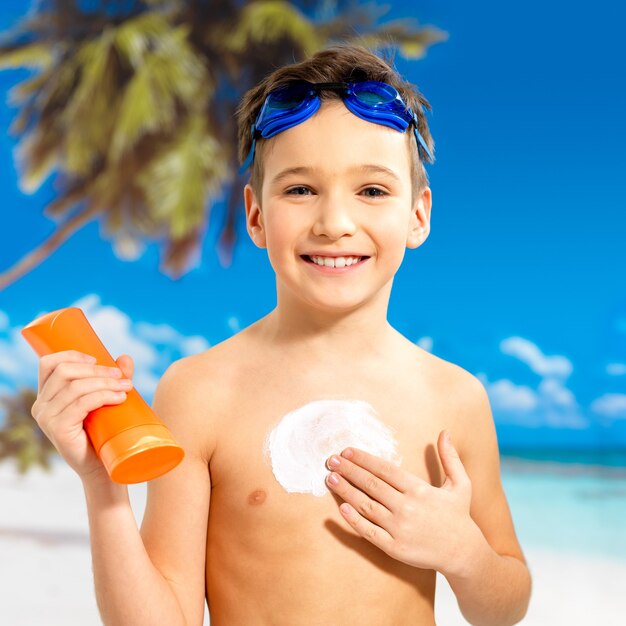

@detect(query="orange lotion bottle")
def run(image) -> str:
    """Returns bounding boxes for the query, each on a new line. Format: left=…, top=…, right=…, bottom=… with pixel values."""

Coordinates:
left=21, top=306, right=184, bottom=484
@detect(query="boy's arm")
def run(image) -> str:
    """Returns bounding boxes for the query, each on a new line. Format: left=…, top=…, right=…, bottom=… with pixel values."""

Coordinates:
left=441, top=374, right=532, bottom=626
left=84, top=359, right=212, bottom=626
left=324, top=373, right=531, bottom=626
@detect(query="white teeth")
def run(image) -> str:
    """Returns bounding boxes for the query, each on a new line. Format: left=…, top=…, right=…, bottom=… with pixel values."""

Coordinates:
left=310, top=255, right=361, bottom=268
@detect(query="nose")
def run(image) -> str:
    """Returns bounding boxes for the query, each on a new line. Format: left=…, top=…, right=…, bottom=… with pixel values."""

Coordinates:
left=311, top=194, right=357, bottom=240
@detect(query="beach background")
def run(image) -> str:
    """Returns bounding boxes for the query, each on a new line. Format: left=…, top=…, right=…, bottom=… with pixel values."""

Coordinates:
left=2, top=456, right=625, bottom=625
left=1, top=1, right=625, bottom=624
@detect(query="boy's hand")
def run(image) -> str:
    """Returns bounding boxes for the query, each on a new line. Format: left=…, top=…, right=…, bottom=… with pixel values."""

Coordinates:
left=30, top=350, right=135, bottom=482
left=325, top=429, right=479, bottom=574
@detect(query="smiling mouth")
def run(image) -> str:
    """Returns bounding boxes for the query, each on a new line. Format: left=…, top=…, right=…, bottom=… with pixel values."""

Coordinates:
left=301, top=255, right=370, bottom=269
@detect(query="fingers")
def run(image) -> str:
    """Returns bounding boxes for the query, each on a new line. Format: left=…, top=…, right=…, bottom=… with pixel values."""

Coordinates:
left=37, top=350, right=97, bottom=394
left=325, top=452, right=405, bottom=512
left=335, top=501, right=394, bottom=553
left=39, top=357, right=125, bottom=404
left=115, top=354, right=134, bottom=380
left=336, top=447, right=413, bottom=493
left=33, top=351, right=132, bottom=429
left=326, top=466, right=393, bottom=527
left=42, top=375, right=132, bottom=426
left=437, top=430, right=471, bottom=491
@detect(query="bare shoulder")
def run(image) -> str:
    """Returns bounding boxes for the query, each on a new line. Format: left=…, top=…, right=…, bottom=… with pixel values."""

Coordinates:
left=418, top=349, right=527, bottom=563
left=412, top=347, right=496, bottom=463
left=154, top=331, right=251, bottom=461
left=407, top=344, right=486, bottom=408
left=433, top=355, right=494, bottom=462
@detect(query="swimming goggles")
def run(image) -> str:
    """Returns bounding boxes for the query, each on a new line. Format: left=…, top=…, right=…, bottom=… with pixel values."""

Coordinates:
left=239, top=80, right=433, bottom=174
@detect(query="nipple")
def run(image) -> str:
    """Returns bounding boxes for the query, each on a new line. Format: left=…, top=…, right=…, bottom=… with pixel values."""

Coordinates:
left=247, top=489, right=267, bottom=505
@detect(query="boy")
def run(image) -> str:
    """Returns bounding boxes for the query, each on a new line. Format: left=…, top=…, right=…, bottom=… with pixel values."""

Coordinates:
left=32, top=44, right=531, bottom=625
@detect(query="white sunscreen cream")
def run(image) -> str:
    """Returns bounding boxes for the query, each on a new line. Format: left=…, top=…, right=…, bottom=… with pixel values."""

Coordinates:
left=264, top=399, right=401, bottom=497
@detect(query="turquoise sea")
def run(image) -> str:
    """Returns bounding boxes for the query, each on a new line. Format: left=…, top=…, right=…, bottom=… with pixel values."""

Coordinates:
left=500, top=451, right=626, bottom=562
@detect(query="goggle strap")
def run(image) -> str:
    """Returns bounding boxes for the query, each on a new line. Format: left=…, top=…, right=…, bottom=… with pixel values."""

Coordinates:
left=413, top=126, right=433, bottom=162
left=240, top=131, right=256, bottom=174
left=409, top=112, right=432, bottom=162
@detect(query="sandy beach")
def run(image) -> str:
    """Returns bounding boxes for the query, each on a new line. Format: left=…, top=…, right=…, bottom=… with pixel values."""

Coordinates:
left=1, top=459, right=625, bottom=625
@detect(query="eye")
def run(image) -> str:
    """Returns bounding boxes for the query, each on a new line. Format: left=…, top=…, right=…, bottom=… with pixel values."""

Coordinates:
left=361, top=187, right=388, bottom=198
left=285, top=186, right=313, bottom=196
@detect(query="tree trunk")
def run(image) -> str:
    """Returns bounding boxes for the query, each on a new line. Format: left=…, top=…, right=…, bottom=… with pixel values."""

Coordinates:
left=0, top=205, right=101, bottom=292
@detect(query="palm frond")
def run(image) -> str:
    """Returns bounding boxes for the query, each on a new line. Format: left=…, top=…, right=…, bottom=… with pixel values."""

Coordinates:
left=351, top=18, right=449, bottom=59
left=138, top=114, right=228, bottom=239
left=0, top=388, right=58, bottom=474
left=109, top=22, right=211, bottom=161
left=61, top=31, right=120, bottom=174
left=226, top=0, right=323, bottom=57
left=13, top=127, right=60, bottom=193
left=7, top=70, right=50, bottom=107
left=0, top=41, right=53, bottom=70
left=112, top=11, right=171, bottom=69
left=160, top=227, right=203, bottom=278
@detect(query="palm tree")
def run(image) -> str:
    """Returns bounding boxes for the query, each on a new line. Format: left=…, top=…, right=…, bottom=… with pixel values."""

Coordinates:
left=0, top=387, right=59, bottom=473
left=0, top=1, right=446, bottom=472
left=0, top=0, right=447, bottom=291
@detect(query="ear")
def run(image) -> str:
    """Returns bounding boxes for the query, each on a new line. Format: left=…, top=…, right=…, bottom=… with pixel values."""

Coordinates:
left=406, top=186, right=432, bottom=249
left=244, top=183, right=267, bottom=249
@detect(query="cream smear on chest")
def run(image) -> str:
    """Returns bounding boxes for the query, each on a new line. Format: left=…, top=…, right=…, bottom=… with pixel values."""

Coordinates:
left=264, top=399, right=401, bottom=497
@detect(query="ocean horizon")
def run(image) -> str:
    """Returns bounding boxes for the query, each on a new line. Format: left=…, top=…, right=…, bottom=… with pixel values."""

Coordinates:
left=500, top=448, right=626, bottom=470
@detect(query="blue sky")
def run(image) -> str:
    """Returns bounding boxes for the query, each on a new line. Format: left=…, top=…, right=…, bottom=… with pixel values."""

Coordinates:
left=1, top=1, right=625, bottom=450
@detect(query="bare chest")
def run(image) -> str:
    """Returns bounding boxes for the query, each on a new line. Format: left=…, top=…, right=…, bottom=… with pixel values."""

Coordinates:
left=208, top=364, right=448, bottom=532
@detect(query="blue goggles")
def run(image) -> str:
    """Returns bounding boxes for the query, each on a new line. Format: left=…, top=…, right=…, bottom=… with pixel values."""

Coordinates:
left=239, top=80, right=433, bottom=174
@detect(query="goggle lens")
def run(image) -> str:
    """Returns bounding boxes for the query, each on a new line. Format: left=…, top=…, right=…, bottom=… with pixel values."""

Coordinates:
left=351, top=81, right=398, bottom=106
left=266, top=83, right=313, bottom=109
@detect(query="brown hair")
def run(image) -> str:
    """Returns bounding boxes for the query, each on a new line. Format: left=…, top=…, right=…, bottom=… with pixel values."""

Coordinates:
left=235, top=43, right=435, bottom=202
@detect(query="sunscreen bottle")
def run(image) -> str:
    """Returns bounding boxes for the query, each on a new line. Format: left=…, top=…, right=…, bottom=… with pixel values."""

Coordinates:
left=21, top=307, right=184, bottom=484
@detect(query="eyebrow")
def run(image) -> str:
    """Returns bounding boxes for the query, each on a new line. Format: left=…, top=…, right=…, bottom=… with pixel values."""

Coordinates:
left=356, top=164, right=402, bottom=182
left=269, top=164, right=402, bottom=186
left=270, top=167, right=310, bottom=186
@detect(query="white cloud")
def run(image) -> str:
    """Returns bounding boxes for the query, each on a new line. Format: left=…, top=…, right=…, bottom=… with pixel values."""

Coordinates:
left=0, top=295, right=211, bottom=409
left=132, top=368, right=161, bottom=400
left=0, top=326, right=40, bottom=382
left=537, top=378, right=588, bottom=429
left=500, top=336, right=573, bottom=378
left=180, top=336, right=210, bottom=357
left=606, top=362, right=626, bottom=376
left=135, top=322, right=210, bottom=358
left=0, top=325, right=40, bottom=424
left=486, top=378, right=538, bottom=413
left=77, top=300, right=160, bottom=372
left=135, top=321, right=182, bottom=345
left=539, top=377, right=577, bottom=408
left=0, top=310, right=9, bottom=331
left=112, top=232, right=146, bottom=261
left=483, top=374, right=588, bottom=429
left=416, top=336, right=433, bottom=352
left=227, top=316, right=240, bottom=334
left=0, top=338, right=27, bottom=377
left=590, top=394, right=626, bottom=422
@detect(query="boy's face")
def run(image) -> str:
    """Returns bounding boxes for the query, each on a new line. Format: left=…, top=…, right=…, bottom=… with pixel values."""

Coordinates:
left=244, top=100, right=432, bottom=313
